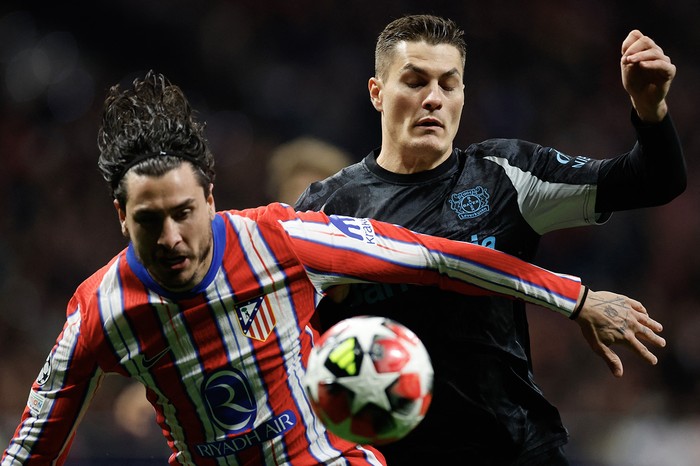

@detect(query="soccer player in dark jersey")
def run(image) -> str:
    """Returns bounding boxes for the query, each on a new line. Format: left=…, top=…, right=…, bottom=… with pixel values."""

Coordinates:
left=2, top=71, right=665, bottom=466
left=295, top=14, right=686, bottom=465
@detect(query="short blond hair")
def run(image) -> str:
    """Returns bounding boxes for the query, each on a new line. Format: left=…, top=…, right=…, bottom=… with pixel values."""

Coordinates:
left=267, top=136, right=351, bottom=202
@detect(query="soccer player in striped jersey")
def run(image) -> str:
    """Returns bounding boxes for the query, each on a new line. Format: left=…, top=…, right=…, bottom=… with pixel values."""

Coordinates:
left=295, top=15, right=685, bottom=465
left=2, top=71, right=665, bottom=466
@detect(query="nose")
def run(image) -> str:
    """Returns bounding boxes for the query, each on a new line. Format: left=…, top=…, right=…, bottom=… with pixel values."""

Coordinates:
left=422, top=82, right=443, bottom=111
left=158, top=217, right=182, bottom=249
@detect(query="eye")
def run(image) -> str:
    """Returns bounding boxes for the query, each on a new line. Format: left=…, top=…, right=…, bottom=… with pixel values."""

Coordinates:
left=405, top=80, right=423, bottom=89
left=402, top=74, right=426, bottom=89
left=133, top=213, right=161, bottom=226
left=440, top=77, right=461, bottom=92
left=173, top=208, right=193, bottom=221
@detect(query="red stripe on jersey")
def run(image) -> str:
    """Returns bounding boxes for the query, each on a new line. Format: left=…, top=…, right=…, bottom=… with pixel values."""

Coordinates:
left=284, top=210, right=580, bottom=311
left=222, top=217, right=293, bottom=463
left=96, top=255, right=209, bottom=460
left=250, top=212, right=384, bottom=461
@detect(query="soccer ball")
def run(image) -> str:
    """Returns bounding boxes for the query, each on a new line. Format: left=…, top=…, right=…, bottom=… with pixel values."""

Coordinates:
left=303, top=316, right=433, bottom=445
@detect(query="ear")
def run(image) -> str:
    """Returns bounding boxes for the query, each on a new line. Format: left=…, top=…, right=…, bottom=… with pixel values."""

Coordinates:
left=207, top=184, right=216, bottom=219
left=113, top=199, right=129, bottom=238
left=368, top=77, right=383, bottom=112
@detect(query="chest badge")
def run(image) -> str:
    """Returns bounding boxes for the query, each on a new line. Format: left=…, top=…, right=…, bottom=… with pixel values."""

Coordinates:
left=449, top=186, right=490, bottom=220
left=235, top=296, right=277, bottom=341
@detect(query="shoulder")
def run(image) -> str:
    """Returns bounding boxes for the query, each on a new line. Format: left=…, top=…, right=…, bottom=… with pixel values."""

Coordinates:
left=69, top=252, right=125, bottom=335
left=219, top=203, right=308, bottom=234
left=296, top=159, right=368, bottom=211
left=462, top=139, right=572, bottom=175
left=73, top=253, right=124, bottom=304
left=463, top=139, right=540, bottom=159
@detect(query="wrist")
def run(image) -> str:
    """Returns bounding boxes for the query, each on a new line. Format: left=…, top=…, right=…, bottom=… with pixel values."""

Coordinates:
left=633, top=100, right=668, bottom=123
left=570, top=286, right=589, bottom=320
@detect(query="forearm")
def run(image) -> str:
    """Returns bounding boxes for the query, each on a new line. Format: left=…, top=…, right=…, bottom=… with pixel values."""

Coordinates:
left=596, top=111, right=686, bottom=211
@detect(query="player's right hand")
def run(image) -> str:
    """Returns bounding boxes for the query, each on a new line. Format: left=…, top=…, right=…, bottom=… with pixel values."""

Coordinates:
left=574, top=289, right=665, bottom=377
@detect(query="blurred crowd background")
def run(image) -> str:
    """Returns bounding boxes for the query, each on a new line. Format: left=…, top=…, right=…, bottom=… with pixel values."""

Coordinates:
left=1, top=1, right=698, bottom=464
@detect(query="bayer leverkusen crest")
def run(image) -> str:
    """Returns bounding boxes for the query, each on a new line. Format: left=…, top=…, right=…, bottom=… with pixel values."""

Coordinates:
left=449, top=186, right=490, bottom=220
left=235, top=296, right=277, bottom=341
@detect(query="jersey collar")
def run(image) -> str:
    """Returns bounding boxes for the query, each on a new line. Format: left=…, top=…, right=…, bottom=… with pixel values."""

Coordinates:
left=365, top=148, right=458, bottom=184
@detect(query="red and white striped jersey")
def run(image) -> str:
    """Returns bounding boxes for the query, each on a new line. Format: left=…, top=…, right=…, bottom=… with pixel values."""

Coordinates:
left=2, top=203, right=581, bottom=465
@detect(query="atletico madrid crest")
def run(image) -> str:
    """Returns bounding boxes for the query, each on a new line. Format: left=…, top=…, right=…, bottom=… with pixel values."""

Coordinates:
left=234, top=296, right=277, bottom=341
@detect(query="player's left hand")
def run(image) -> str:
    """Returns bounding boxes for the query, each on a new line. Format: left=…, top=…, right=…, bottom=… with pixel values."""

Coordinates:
left=575, top=290, right=665, bottom=377
left=621, top=29, right=676, bottom=122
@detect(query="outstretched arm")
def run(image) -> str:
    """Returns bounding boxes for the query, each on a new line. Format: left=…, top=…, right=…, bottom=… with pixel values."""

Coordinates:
left=281, top=211, right=583, bottom=315
left=573, top=289, right=665, bottom=377
left=277, top=208, right=665, bottom=375
left=621, top=29, right=676, bottom=122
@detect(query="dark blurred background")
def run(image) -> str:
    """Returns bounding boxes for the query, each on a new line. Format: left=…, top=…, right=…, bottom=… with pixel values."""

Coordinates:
left=0, top=1, right=698, bottom=464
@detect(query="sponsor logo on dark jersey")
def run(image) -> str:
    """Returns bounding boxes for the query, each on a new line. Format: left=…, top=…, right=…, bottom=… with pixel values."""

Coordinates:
left=551, top=148, right=591, bottom=168
left=345, top=283, right=411, bottom=308
left=449, top=186, right=490, bottom=219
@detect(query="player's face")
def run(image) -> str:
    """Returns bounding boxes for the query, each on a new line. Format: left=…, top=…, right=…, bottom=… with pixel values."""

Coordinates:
left=370, top=41, right=464, bottom=164
left=115, top=164, right=216, bottom=292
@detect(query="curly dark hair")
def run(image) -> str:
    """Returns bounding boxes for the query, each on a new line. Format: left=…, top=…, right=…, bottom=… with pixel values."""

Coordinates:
left=97, top=70, right=216, bottom=206
left=375, top=14, right=467, bottom=79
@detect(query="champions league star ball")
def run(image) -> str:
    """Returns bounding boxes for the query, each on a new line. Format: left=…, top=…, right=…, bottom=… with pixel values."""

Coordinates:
left=303, top=316, right=433, bottom=445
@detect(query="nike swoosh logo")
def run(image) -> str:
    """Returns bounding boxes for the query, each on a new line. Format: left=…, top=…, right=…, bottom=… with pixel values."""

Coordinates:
left=140, top=347, right=171, bottom=370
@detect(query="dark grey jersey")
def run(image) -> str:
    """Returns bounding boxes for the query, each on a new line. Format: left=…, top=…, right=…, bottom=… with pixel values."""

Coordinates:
left=295, top=113, right=685, bottom=463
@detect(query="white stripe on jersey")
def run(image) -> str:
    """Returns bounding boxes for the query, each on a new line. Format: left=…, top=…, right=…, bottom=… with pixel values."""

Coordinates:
left=98, top=259, right=142, bottom=372
left=149, top=298, right=203, bottom=466
left=279, top=216, right=577, bottom=313
left=226, top=212, right=289, bottom=295
left=226, top=213, right=347, bottom=464
left=98, top=264, right=201, bottom=465
left=484, top=155, right=599, bottom=234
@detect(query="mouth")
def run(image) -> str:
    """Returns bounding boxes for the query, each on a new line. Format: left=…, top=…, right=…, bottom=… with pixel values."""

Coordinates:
left=159, top=255, right=188, bottom=271
left=415, top=118, right=444, bottom=129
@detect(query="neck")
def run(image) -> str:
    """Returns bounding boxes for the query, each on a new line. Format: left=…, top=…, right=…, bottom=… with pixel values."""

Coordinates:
left=376, top=148, right=452, bottom=174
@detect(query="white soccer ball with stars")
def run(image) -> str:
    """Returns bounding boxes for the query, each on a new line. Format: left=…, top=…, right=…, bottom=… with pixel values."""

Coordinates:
left=303, top=316, right=433, bottom=445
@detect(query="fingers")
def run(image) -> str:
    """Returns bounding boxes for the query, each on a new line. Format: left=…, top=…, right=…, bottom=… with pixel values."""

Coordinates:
left=580, top=323, right=624, bottom=377
left=627, top=329, right=660, bottom=365
left=600, top=346, right=624, bottom=378
left=622, top=30, right=658, bottom=58
left=621, top=30, right=671, bottom=67
left=578, top=290, right=666, bottom=376
left=627, top=297, right=647, bottom=315
left=591, top=317, right=656, bottom=378
left=609, top=309, right=664, bottom=369
left=635, top=313, right=665, bottom=345
left=621, top=29, right=644, bottom=55
left=618, top=306, right=665, bottom=359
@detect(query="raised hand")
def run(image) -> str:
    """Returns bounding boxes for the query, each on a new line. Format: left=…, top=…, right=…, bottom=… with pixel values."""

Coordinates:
left=621, top=29, right=676, bottom=122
